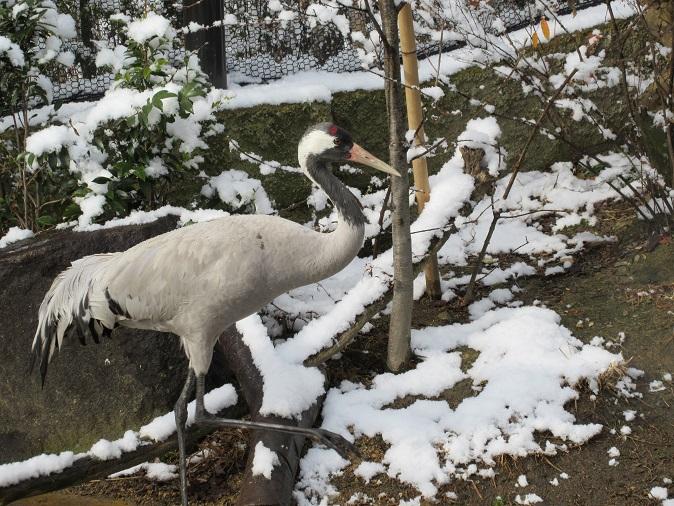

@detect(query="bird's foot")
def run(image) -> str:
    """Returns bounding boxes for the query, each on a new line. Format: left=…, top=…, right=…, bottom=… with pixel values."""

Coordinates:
left=309, top=428, right=360, bottom=460
left=193, top=415, right=360, bottom=460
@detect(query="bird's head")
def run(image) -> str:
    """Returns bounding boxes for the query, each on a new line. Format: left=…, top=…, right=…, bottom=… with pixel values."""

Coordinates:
left=298, top=122, right=401, bottom=178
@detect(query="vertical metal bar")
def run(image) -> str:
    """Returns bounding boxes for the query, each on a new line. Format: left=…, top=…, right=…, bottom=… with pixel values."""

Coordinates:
left=184, top=0, right=228, bottom=89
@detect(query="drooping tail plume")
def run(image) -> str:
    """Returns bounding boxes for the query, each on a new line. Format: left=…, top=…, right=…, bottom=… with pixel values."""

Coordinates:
left=31, top=253, right=117, bottom=385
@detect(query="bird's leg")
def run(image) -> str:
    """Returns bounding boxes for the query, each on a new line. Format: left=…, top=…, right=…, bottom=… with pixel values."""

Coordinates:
left=175, top=369, right=196, bottom=506
left=195, top=373, right=207, bottom=419
left=194, top=415, right=359, bottom=460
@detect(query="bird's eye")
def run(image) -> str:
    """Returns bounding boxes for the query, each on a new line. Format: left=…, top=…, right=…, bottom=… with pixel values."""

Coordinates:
left=334, top=138, right=342, bottom=146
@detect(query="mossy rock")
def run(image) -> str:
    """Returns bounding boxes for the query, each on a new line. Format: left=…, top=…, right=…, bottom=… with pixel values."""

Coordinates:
left=0, top=218, right=228, bottom=462
left=218, top=102, right=333, bottom=165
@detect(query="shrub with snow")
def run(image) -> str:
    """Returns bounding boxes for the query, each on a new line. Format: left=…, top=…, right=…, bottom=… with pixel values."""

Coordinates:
left=57, top=11, right=223, bottom=226
left=0, top=7, right=234, bottom=234
left=0, top=0, right=76, bottom=232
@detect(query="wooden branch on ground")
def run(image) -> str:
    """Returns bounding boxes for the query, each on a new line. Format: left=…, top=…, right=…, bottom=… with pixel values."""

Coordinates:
left=219, top=328, right=324, bottom=506
left=0, top=403, right=246, bottom=506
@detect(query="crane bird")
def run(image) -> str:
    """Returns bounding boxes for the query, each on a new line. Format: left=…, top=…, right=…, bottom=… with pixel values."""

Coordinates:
left=31, top=122, right=400, bottom=505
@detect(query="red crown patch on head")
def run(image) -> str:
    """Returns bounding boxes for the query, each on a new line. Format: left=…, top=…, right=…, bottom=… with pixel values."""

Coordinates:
left=328, top=125, right=338, bottom=135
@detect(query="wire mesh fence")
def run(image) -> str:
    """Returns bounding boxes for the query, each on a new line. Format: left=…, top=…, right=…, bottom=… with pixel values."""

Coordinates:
left=29, top=0, right=602, bottom=107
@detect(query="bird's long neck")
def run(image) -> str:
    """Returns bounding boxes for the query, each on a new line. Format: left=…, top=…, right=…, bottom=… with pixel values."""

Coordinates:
left=302, top=155, right=366, bottom=281
left=305, top=155, right=366, bottom=229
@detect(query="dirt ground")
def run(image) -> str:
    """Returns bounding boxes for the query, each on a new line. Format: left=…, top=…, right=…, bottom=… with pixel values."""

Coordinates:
left=15, top=203, right=674, bottom=505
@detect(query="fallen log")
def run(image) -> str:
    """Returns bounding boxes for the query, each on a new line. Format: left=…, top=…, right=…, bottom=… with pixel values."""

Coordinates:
left=219, top=328, right=325, bottom=506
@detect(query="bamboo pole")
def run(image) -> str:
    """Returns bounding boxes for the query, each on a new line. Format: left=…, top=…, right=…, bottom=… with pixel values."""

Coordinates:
left=398, top=3, right=442, bottom=299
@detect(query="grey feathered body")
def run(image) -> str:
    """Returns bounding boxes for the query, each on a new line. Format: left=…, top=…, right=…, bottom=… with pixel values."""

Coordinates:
left=33, top=213, right=364, bottom=377
left=32, top=123, right=372, bottom=383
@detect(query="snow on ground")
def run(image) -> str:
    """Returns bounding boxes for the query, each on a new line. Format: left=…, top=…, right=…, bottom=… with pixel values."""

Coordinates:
left=0, top=384, right=236, bottom=486
left=294, top=307, right=622, bottom=503
left=652, top=482, right=674, bottom=506
left=109, top=461, right=177, bottom=481
left=515, top=494, right=543, bottom=505
left=437, top=154, right=627, bottom=278
left=252, top=441, right=280, bottom=480
left=651, top=487, right=669, bottom=500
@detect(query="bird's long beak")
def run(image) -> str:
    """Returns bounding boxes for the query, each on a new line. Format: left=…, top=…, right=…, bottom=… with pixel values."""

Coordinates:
left=348, top=143, right=401, bottom=177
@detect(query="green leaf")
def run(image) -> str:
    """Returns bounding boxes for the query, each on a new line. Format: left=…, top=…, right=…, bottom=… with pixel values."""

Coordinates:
left=91, top=176, right=110, bottom=184
left=63, top=203, right=82, bottom=219
left=47, top=152, right=59, bottom=170
left=153, top=90, right=177, bottom=101
left=107, top=196, right=127, bottom=215
left=58, top=149, right=70, bottom=169
left=181, top=82, right=203, bottom=98
left=141, top=102, right=153, bottom=125
left=152, top=90, right=176, bottom=111
left=37, top=215, right=57, bottom=227
left=93, top=136, right=105, bottom=151
left=136, top=170, right=148, bottom=182
left=178, top=96, right=193, bottom=116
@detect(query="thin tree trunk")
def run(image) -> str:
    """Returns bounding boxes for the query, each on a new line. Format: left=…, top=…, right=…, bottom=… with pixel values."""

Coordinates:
left=379, top=0, right=413, bottom=372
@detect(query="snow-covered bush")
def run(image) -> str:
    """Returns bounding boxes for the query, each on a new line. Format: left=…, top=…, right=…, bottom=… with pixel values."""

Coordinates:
left=0, top=0, right=76, bottom=107
left=22, top=11, right=225, bottom=227
left=81, top=13, right=222, bottom=218
left=0, top=0, right=76, bottom=231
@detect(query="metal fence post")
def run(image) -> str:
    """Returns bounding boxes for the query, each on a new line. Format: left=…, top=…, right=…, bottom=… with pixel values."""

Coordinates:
left=183, top=0, right=227, bottom=89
